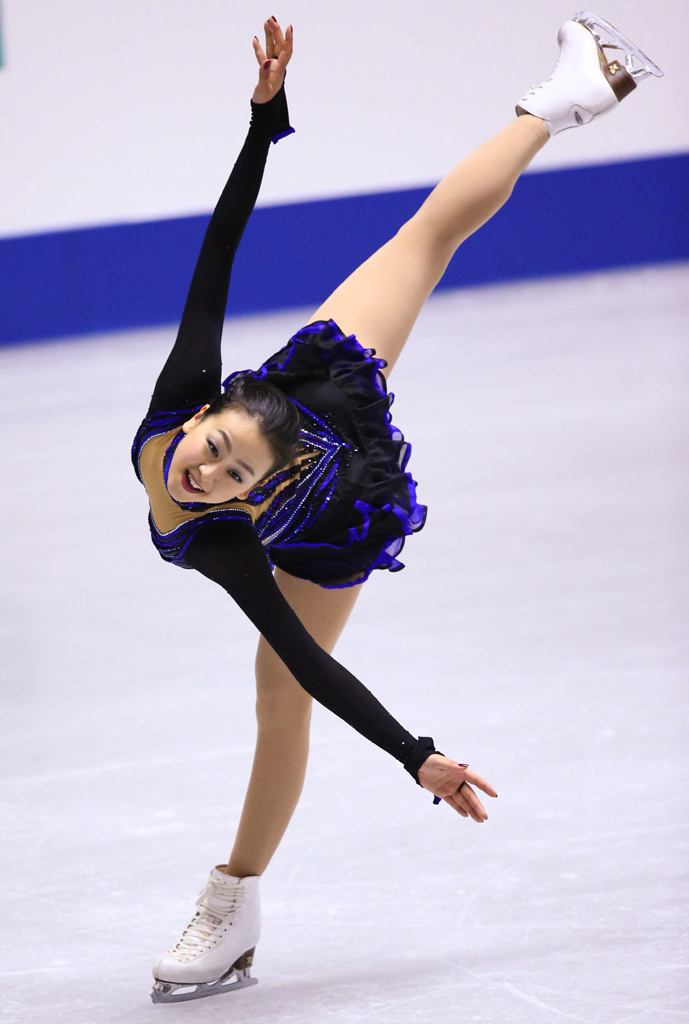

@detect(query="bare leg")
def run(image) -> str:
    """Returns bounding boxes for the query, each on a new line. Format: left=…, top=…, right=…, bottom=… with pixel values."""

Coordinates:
left=225, top=569, right=361, bottom=878
left=224, top=119, right=548, bottom=879
left=309, top=115, right=548, bottom=376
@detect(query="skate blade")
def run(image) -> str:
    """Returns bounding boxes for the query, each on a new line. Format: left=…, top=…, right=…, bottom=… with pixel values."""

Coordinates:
left=574, top=11, right=664, bottom=79
left=151, top=966, right=258, bottom=1004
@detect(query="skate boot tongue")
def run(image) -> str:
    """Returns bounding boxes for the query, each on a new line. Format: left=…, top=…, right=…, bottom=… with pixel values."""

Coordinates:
left=163, top=872, right=246, bottom=961
left=195, top=868, right=245, bottom=917
left=151, top=868, right=261, bottom=1000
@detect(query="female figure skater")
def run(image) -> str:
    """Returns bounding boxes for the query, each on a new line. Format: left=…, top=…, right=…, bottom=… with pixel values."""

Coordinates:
left=138, top=12, right=662, bottom=1003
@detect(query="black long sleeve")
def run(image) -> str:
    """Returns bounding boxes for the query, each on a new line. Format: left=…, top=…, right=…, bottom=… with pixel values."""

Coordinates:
left=140, top=88, right=437, bottom=784
left=185, top=519, right=437, bottom=781
left=149, top=87, right=294, bottom=414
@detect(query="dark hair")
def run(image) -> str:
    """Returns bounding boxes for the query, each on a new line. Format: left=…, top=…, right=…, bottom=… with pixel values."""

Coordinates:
left=203, top=374, right=301, bottom=478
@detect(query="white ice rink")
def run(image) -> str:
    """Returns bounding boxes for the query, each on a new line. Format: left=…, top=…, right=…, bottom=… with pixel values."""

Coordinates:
left=1, top=264, right=687, bottom=1023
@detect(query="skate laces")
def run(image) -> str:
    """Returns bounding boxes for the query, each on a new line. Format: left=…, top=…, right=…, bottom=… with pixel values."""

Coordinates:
left=168, top=877, right=245, bottom=961
left=522, top=47, right=563, bottom=100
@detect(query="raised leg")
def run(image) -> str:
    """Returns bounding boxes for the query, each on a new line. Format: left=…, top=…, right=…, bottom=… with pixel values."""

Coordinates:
left=225, top=569, right=361, bottom=878
left=308, top=115, right=548, bottom=376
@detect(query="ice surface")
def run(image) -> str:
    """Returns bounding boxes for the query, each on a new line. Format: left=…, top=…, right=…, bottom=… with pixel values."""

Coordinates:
left=1, top=265, right=687, bottom=1023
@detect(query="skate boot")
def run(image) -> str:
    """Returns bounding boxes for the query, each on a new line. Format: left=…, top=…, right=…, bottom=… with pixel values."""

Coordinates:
left=150, top=868, right=260, bottom=1004
left=517, top=11, right=663, bottom=135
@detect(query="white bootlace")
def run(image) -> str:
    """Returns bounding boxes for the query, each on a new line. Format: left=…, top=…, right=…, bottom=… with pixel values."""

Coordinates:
left=522, top=47, right=563, bottom=101
left=167, top=877, right=245, bottom=963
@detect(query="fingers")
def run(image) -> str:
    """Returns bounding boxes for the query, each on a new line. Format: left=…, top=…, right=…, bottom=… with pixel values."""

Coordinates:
left=444, top=794, right=469, bottom=818
left=457, top=782, right=488, bottom=822
left=277, top=22, right=293, bottom=69
left=270, top=16, right=285, bottom=53
left=442, top=781, right=490, bottom=823
left=463, top=768, right=498, bottom=800
left=264, top=18, right=276, bottom=60
left=417, top=753, right=498, bottom=822
left=254, top=17, right=292, bottom=66
left=252, top=35, right=266, bottom=65
left=252, top=20, right=276, bottom=66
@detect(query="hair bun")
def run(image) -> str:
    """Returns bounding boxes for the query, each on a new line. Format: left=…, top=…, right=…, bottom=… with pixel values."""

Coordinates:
left=205, top=376, right=301, bottom=478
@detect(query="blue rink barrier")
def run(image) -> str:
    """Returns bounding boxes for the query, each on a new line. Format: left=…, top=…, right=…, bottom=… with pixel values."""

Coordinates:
left=0, top=152, right=687, bottom=347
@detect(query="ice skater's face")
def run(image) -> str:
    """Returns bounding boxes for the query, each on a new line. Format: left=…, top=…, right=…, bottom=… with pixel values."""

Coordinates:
left=167, top=406, right=275, bottom=504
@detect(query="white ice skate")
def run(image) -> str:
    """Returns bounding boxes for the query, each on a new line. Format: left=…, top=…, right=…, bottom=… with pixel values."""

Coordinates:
left=517, top=11, right=663, bottom=135
left=151, top=868, right=260, bottom=1004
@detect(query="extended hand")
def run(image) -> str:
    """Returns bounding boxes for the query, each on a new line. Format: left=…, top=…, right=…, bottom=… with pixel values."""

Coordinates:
left=417, top=754, right=498, bottom=822
left=252, top=17, right=293, bottom=104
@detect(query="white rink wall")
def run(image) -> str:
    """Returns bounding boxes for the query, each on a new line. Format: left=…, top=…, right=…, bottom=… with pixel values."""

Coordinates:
left=0, top=0, right=686, bottom=238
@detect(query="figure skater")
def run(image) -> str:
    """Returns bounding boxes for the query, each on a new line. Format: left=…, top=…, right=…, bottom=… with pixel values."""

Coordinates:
left=136, top=12, right=662, bottom=1003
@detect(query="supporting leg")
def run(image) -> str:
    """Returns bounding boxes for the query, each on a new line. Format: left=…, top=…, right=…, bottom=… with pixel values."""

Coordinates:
left=309, top=115, right=548, bottom=376
left=225, top=570, right=361, bottom=878
left=225, top=121, right=550, bottom=877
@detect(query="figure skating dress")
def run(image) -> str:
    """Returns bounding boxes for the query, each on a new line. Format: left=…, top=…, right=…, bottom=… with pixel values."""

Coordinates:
left=132, top=85, right=435, bottom=779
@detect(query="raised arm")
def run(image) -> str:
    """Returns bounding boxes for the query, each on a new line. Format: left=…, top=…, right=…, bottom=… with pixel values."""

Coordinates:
left=149, top=22, right=295, bottom=414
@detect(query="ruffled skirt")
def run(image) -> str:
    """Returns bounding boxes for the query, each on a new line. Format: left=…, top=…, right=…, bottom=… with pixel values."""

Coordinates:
left=253, top=319, right=427, bottom=589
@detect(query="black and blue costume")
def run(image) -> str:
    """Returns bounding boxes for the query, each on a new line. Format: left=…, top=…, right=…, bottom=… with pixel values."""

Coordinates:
left=132, top=86, right=436, bottom=782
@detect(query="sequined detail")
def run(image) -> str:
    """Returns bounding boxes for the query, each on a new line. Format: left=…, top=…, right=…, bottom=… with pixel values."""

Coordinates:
left=131, top=404, right=199, bottom=485
left=132, top=320, right=427, bottom=586
left=132, top=400, right=352, bottom=567
left=250, top=321, right=428, bottom=588
left=253, top=403, right=349, bottom=546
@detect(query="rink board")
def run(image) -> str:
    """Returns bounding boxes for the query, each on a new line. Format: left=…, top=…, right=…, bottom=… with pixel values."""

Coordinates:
left=1, top=151, right=687, bottom=346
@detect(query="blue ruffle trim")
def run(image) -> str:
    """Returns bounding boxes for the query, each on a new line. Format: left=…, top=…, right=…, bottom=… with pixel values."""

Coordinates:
left=245, top=319, right=428, bottom=589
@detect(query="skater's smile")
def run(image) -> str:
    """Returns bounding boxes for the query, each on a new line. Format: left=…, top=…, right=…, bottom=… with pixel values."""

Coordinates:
left=140, top=7, right=663, bottom=1004
left=167, top=406, right=275, bottom=504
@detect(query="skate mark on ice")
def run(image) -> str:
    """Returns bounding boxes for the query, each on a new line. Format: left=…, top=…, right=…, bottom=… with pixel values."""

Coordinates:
left=611, top=996, right=689, bottom=1024
left=499, top=977, right=608, bottom=1022
left=322, top=977, right=480, bottom=1024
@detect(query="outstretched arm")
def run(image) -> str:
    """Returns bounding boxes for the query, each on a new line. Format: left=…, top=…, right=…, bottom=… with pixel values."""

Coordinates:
left=184, top=518, right=497, bottom=819
left=148, top=20, right=295, bottom=414
left=185, top=518, right=434, bottom=776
